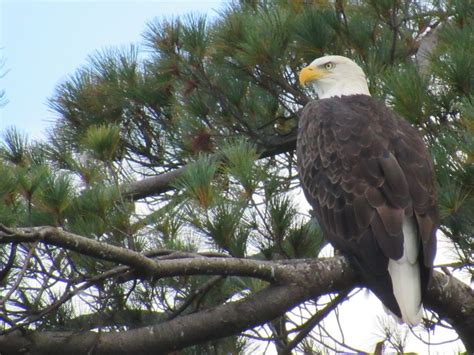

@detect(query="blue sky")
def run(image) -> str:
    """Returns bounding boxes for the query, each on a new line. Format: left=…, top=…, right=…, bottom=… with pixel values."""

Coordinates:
left=0, top=0, right=226, bottom=139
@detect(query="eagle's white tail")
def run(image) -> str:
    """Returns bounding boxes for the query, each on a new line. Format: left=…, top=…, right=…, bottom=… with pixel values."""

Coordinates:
left=387, top=216, right=422, bottom=326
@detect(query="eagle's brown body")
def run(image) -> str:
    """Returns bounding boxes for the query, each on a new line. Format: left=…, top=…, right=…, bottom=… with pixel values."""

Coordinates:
left=297, top=95, right=438, bottom=318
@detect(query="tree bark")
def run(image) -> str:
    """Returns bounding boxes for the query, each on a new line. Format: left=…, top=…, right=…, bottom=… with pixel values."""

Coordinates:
left=425, top=272, right=474, bottom=353
left=0, top=257, right=471, bottom=354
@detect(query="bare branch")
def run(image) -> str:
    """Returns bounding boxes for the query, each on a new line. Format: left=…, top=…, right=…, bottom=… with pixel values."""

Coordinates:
left=123, top=167, right=184, bottom=200
left=0, top=225, right=305, bottom=283
left=282, top=290, right=350, bottom=354
left=0, top=243, right=36, bottom=307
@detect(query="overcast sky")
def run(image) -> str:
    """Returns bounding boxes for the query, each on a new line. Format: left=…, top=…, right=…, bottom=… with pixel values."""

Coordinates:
left=0, top=1, right=466, bottom=353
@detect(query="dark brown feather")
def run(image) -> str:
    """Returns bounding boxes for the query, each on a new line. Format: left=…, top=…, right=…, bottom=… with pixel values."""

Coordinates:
left=371, top=212, right=403, bottom=259
left=297, top=95, right=438, bottom=318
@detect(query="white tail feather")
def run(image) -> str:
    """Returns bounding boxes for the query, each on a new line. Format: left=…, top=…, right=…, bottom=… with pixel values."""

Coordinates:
left=387, top=216, right=422, bottom=326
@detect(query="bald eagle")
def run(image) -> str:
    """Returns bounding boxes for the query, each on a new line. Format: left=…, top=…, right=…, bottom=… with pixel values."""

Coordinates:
left=297, top=55, right=438, bottom=325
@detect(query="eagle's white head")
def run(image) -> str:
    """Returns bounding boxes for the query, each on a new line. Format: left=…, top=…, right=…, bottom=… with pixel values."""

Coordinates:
left=299, top=55, right=371, bottom=99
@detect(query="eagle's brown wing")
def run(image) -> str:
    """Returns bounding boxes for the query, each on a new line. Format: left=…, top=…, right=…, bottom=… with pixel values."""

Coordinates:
left=296, top=95, right=438, bottom=317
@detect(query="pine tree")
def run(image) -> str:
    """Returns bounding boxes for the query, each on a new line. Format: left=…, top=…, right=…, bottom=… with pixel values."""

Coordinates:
left=0, top=1, right=472, bottom=353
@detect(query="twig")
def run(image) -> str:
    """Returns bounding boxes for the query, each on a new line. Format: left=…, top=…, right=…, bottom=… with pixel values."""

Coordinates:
left=1, top=263, right=128, bottom=335
left=0, top=243, right=17, bottom=283
left=0, top=243, right=37, bottom=307
left=167, top=275, right=224, bottom=320
left=281, top=290, right=350, bottom=353
left=409, top=326, right=460, bottom=346
left=318, top=323, right=366, bottom=353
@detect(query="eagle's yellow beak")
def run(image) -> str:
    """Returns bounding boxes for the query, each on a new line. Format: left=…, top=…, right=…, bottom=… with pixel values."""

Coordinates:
left=299, top=65, right=326, bottom=86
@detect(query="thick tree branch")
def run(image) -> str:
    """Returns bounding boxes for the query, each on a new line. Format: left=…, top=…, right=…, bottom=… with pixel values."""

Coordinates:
left=0, top=261, right=471, bottom=354
left=0, top=224, right=472, bottom=351
left=425, top=272, right=474, bottom=352
left=0, top=226, right=301, bottom=283
left=415, top=23, right=442, bottom=76
left=0, top=258, right=356, bottom=354
left=123, top=167, right=184, bottom=200
left=1, top=225, right=472, bottom=351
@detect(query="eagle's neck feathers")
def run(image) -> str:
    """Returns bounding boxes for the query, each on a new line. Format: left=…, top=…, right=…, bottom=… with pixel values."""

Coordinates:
left=315, top=77, right=371, bottom=99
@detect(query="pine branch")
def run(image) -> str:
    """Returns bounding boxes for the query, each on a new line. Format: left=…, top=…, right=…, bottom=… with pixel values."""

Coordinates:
left=122, top=130, right=297, bottom=201
left=122, top=18, right=447, bottom=204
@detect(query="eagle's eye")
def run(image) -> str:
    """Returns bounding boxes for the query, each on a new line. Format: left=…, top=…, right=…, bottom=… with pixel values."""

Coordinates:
left=324, top=62, right=334, bottom=70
